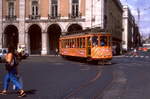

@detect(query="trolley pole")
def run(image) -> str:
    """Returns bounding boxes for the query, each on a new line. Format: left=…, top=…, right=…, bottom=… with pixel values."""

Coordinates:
left=91, top=0, right=93, bottom=31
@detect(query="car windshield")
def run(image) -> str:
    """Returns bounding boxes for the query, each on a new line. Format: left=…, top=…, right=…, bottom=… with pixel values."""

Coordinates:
left=3, top=50, right=7, bottom=54
left=100, top=36, right=107, bottom=46
left=0, top=49, right=2, bottom=53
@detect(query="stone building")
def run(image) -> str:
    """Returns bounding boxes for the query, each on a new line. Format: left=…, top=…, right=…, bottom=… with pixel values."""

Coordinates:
left=0, top=0, right=123, bottom=55
left=133, top=24, right=141, bottom=48
left=105, top=0, right=123, bottom=55
left=122, top=5, right=135, bottom=51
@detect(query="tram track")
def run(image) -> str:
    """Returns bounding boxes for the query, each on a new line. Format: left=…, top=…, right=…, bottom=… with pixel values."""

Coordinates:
left=93, top=72, right=113, bottom=99
left=63, top=71, right=102, bottom=99
left=63, top=68, right=113, bottom=99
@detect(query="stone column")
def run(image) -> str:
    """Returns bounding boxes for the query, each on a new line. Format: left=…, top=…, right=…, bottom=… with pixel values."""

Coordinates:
left=25, top=31, right=30, bottom=54
left=18, top=0, right=25, bottom=47
left=41, top=31, right=48, bottom=55
left=85, top=0, right=92, bottom=28
left=93, top=0, right=104, bottom=29
left=0, top=0, right=3, bottom=48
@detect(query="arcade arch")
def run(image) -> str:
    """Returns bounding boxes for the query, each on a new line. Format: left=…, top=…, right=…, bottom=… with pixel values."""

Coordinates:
left=67, top=24, right=83, bottom=33
left=4, top=25, right=18, bottom=49
left=28, top=24, right=42, bottom=54
left=47, top=24, right=61, bottom=54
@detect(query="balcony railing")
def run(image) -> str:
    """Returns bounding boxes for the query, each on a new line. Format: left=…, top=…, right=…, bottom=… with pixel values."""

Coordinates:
left=28, top=15, right=41, bottom=20
left=48, top=14, right=61, bottom=19
left=5, top=15, right=17, bottom=21
left=68, top=13, right=82, bottom=19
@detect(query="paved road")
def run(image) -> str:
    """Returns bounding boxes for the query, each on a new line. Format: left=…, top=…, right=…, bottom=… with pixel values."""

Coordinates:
left=0, top=51, right=149, bottom=99
left=0, top=56, right=113, bottom=99
left=103, top=51, right=150, bottom=99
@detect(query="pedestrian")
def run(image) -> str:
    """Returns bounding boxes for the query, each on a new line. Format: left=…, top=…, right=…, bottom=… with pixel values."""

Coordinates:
left=17, top=46, right=24, bottom=61
left=0, top=46, right=26, bottom=97
left=55, top=48, right=59, bottom=56
left=133, top=48, right=137, bottom=56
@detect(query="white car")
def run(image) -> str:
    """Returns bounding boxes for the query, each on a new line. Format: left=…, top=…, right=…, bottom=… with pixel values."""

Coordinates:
left=0, top=48, right=8, bottom=62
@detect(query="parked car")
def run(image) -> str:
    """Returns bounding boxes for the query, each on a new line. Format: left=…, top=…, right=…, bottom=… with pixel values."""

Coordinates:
left=0, top=48, right=8, bottom=62
left=17, top=44, right=29, bottom=60
left=21, top=49, right=29, bottom=59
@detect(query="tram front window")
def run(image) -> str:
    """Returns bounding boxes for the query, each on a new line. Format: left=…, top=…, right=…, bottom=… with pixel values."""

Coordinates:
left=92, top=36, right=98, bottom=47
left=100, top=36, right=107, bottom=46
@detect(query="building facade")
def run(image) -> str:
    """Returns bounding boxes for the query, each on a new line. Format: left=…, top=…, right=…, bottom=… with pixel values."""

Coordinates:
left=0, top=0, right=123, bottom=55
left=133, top=24, right=141, bottom=48
left=105, top=0, right=123, bottom=55
left=122, top=5, right=135, bottom=51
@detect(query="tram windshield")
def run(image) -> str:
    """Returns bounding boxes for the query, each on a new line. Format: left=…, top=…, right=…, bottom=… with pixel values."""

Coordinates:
left=92, top=36, right=98, bottom=46
left=100, top=36, right=107, bottom=46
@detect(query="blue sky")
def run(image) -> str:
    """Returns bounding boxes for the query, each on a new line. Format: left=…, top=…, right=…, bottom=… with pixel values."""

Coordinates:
left=120, top=0, right=150, bottom=38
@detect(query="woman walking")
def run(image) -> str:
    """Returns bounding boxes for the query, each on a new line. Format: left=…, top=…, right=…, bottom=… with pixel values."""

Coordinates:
left=0, top=46, right=26, bottom=97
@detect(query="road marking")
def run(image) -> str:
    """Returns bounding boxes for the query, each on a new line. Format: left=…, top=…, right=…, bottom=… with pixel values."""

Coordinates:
left=123, top=55, right=150, bottom=58
left=80, top=67, right=90, bottom=71
left=140, top=56, right=144, bottom=58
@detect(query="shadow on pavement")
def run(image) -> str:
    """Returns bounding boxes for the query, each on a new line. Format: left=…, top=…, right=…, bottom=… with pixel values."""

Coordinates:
left=25, top=89, right=37, bottom=95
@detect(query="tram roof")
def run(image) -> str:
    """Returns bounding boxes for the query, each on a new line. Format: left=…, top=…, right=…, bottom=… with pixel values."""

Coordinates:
left=61, top=29, right=111, bottom=37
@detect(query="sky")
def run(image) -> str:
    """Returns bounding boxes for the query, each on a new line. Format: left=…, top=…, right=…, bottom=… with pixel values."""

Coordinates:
left=120, top=0, right=150, bottom=38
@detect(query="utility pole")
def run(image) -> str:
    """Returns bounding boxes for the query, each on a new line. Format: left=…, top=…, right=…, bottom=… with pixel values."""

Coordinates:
left=137, top=8, right=140, bottom=26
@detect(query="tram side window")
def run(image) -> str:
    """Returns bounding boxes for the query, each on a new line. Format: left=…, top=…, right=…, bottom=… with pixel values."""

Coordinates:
left=70, top=39, right=72, bottom=48
left=88, top=37, right=91, bottom=46
left=100, top=36, right=107, bottom=46
left=69, top=39, right=71, bottom=48
left=72, top=39, right=75, bottom=48
left=75, top=39, right=77, bottom=48
left=92, top=36, right=98, bottom=47
left=67, top=39, right=69, bottom=48
left=82, top=38, right=85, bottom=48
left=80, top=38, right=82, bottom=48
left=77, top=38, right=79, bottom=48
left=71, top=39, right=73, bottom=48
left=65, top=39, right=68, bottom=48
left=108, top=36, right=112, bottom=46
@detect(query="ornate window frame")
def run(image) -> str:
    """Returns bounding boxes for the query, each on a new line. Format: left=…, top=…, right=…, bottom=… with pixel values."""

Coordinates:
left=48, top=0, right=60, bottom=19
left=31, top=0, right=39, bottom=16
left=69, top=0, right=81, bottom=18
left=7, top=0, right=16, bottom=16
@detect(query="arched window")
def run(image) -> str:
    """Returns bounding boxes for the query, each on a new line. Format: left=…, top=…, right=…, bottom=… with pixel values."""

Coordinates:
left=71, top=0, right=79, bottom=18
left=51, top=0, right=58, bottom=18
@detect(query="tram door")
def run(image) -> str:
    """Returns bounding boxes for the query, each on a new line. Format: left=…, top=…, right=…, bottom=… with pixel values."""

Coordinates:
left=87, top=37, right=91, bottom=56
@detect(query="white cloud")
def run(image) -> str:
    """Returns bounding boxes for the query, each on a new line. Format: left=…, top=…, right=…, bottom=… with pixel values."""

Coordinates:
left=140, top=27, right=150, bottom=37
